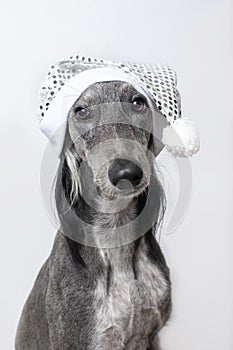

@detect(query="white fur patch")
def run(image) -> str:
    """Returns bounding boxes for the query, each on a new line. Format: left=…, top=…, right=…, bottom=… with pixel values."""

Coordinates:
left=93, top=237, right=169, bottom=350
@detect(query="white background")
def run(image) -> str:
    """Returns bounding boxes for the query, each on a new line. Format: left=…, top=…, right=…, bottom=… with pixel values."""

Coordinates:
left=0, top=0, right=232, bottom=349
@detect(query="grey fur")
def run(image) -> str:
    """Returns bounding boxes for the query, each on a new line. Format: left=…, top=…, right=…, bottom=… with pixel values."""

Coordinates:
left=15, top=81, right=172, bottom=350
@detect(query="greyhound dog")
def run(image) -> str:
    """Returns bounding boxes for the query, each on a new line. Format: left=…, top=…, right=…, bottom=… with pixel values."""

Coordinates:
left=15, top=80, right=172, bottom=350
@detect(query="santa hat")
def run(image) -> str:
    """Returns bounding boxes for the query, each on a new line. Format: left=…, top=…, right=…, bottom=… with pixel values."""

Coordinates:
left=37, top=54, right=200, bottom=158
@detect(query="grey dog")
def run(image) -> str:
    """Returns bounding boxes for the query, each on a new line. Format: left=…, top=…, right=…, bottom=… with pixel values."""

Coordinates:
left=15, top=80, right=172, bottom=349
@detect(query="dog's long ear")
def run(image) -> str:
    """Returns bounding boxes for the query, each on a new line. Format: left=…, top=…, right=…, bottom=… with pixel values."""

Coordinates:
left=55, top=130, right=86, bottom=268
left=146, top=105, right=168, bottom=240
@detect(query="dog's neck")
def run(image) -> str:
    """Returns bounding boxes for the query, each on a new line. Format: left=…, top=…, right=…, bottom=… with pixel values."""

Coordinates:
left=61, top=182, right=151, bottom=272
left=73, top=185, right=148, bottom=250
left=64, top=195, right=167, bottom=292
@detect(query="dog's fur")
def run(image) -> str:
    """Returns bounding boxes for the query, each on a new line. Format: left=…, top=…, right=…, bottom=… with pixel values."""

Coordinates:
left=15, top=81, right=172, bottom=350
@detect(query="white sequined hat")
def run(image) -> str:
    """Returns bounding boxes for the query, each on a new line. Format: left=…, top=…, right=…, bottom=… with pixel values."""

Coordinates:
left=38, top=54, right=200, bottom=158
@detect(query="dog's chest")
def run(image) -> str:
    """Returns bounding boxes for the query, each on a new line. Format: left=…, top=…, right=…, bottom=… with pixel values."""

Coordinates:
left=93, top=238, right=168, bottom=350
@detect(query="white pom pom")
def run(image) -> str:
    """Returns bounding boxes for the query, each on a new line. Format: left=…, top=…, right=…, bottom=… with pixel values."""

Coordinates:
left=162, top=118, right=200, bottom=157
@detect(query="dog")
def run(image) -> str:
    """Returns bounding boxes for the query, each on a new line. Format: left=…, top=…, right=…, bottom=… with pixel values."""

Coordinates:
left=15, top=80, right=172, bottom=350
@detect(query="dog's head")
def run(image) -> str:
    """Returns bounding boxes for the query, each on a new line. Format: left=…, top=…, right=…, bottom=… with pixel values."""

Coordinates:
left=62, top=81, right=166, bottom=202
left=54, top=80, right=167, bottom=248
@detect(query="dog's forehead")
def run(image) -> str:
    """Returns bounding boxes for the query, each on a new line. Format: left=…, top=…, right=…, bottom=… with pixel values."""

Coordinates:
left=72, top=80, right=145, bottom=106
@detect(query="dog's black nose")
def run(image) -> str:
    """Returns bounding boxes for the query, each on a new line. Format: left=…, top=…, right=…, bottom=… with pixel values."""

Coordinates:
left=108, top=158, right=143, bottom=189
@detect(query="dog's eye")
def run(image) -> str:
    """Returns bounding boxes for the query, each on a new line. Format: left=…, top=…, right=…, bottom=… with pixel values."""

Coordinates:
left=131, top=96, right=146, bottom=112
left=74, top=106, right=90, bottom=120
